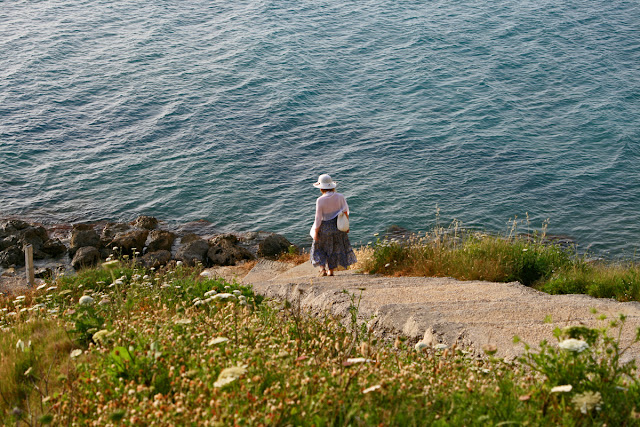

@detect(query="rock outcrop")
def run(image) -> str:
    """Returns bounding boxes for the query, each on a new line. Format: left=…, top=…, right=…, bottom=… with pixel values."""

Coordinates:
left=147, top=230, right=176, bottom=253
left=207, top=235, right=254, bottom=266
left=258, top=234, right=293, bottom=258
left=175, top=235, right=209, bottom=266
left=71, top=246, right=101, bottom=270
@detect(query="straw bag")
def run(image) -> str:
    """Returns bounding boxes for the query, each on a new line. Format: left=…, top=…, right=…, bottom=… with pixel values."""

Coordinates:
left=337, top=212, right=349, bottom=232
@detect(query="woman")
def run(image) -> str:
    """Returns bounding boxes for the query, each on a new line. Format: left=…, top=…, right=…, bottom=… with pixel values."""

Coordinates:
left=310, top=174, right=357, bottom=276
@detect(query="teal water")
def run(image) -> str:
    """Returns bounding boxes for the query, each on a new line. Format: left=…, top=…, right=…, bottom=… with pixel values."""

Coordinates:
left=1, top=0, right=639, bottom=255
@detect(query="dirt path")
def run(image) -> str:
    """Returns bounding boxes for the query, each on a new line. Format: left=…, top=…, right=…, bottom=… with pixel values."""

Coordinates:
left=234, top=260, right=640, bottom=361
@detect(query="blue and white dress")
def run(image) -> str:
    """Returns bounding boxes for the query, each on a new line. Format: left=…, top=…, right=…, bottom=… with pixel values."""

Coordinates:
left=310, top=192, right=357, bottom=270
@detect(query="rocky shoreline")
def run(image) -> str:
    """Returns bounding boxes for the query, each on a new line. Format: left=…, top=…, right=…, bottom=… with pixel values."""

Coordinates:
left=0, top=216, right=296, bottom=293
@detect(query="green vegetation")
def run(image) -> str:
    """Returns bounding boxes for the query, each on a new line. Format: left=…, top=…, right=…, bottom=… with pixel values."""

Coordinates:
left=359, top=218, right=640, bottom=302
left=1, top=259, right=640, bottom=425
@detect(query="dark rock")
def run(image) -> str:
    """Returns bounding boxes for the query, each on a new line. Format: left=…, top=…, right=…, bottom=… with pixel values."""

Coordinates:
left=180, top=233, right=201, bottom=245
left=207, top=234, right=254, bottom=266
left=0, top=246, right=24, bottom=268
left=70, top=226, right=100, bottom=255
left=73, top=223, right=96, bottom=231
left=175, top=238, right=209, bottom=266
left=0, top=220, right=31, bottom=234
left=147, top=230, right=176, bottom=253
left=0, top=236, right=19, bottom=251
left=41, top=239, right=67, bottom=257
left=258, top=234, right=293, bottom=258
left=111, top=230, right=149, bottom=256
left=34, top=268, right=53, bottom=279
left=101, top=223, right=130, bottom=241
left=132, top=216, right=158, bottom=230
left=139, top=250, right=172, bottom=269
left=71, top=246, right=101, bottom=270
left=18, top=226, right=49, bottom=250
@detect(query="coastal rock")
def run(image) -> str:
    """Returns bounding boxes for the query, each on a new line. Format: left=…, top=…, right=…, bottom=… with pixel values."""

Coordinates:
left=101, top=222, right=130, bottom=241
left=147, top=230, right=176, bottom=253
left=70, top=225, right=101, bottom=255
left=0, top=220, right=31, bottom=235
left=132, top=216, right=158, bottom=230
left=0, top=236, right=19, bottom=251
left=180, top=233, right=202, bottom=245
left=175, top=237, right=209, bottom=266
left=71, top=246, right=101, bottom=270
left=17, top=226, right=48, bottom=248
left=258, top=234, right=293, bottom=258
left=110, top=230, right=149, bottom=256
left=139, top=250, right=172, bottom=269
left=41, top=239, right=67, bottom=257
left=0, top=246, right=25, bottom=268
left=207, top=235, right=254, bottom=266
left=34, top=268, right=53, bottom=279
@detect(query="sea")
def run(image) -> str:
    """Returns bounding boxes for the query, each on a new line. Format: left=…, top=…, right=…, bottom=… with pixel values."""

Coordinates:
left=1, top=0, right=639, bottom=257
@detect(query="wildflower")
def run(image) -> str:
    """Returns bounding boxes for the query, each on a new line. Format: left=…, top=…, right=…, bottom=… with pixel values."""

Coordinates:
left=24, top=367, right=33, bottom=376
left=551, top=385, right=573, bottom=393
left=70, top=349, right=83, bottom=358
left=214, top=366, right=247, bottom=388
left=102, top=260, right=119, bottom=270
left=79, top=295, right=94, bottom=305
left=558, top=339, right=589, bottom=353
left=16, top=339, right=25, bottom=352
left=143, top=275, right=149, bottom=280
left=212, top=293, right=237, bottom=302
left=204, top=290, right=217, bottom=298
left=36, top=283, right=47, bottom=291
left=232, top=290, right=242, bottom=296
left=15, top=295, right=25, bottom=301
left=207, top=337, right=229, bottom=346
left=46, top=286, right=57, bottom=292
left=176, top=261, right=183, bottom=266
left=384, top=263, right=391, bottom=268
left=99, top=298, right=110, bottom=306
left=115, top=279, right=124, bottom=285
left=93, top=329, right=110, bottom=344
left=345, top=358, right=375, bottom=364
left=434, top=343, right=449, bottom=350
left=363, top=385, right=381, bottom=394
left=572, top=391, right=602, bottom=414
left=414, top=342, right=429, bottom=351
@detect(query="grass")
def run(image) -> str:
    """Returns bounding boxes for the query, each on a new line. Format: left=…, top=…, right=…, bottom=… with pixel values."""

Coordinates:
left=358, top=217, right=640, bottom=303
left=1, top=259, right=640, bottom=425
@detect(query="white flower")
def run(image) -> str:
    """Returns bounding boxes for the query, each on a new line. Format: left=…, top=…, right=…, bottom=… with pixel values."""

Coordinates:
left=384, top=263, right=391, bottom=268
left=194, top=300, right=205, bottom=306
left=99, top=298, right=110, bottom=306
left=204, top=290, right=217, bottom=298
left=46, top=286, right=57, bottom=292
left=176, top=261, right=183, bottom=266
left=213, top=366, right=247, bottom=388
left=346, top=358, right=375, bottom=364
left=414, top=342, right=429, bottom=351
left=102, top=260, right=119, bottom=270
left=115, top=279, right=124, bottom=285
left=212, top=293, right=237, bottom=302
left=362, top=385, right=381, bottom=394
left=36, top=283, right=48, bottom=291
left=232, top=290, right=242, bottom=296
left=434, top=343, right=449, bottom=350
left=78, top=295, right=94, bottom=305
left=572, top=391, right=602, bottom=414
left=207, top=337, right=229, bottom=346
left=551, top=385, right=573, bottom=393
left=70, top=349, right=83, bottom=358
left=16, top=339, right=25, bottom=352
left=558, top=339, right=589, bottom=353
left=15, top=295, right=26, bottom=301
left=92, top=329, right=110, bottom=344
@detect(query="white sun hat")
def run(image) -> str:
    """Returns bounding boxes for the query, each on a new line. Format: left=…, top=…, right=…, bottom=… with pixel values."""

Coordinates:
left=313, top=174, right=337, bottom=189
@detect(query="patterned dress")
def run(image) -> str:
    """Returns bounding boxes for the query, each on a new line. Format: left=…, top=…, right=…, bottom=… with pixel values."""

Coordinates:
left=310, top=216, right=357, bottom=270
